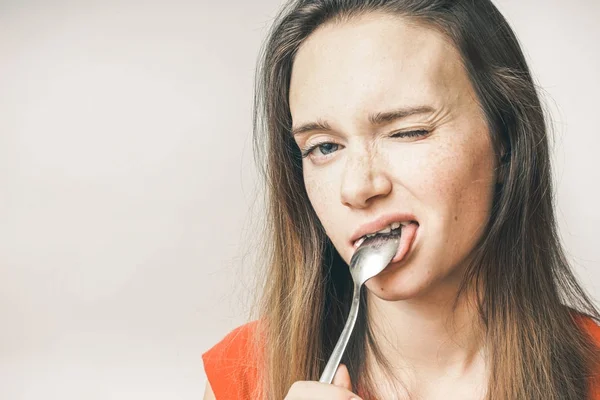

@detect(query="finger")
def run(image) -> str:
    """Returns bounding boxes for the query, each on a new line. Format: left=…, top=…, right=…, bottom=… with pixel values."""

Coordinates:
left=332, top=363, right=352, bottom=392
left=285, top=380, right=362, bottom=400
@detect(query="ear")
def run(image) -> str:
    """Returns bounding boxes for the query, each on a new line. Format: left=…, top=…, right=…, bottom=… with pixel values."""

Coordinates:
left=497, top=150, right=510, bottom=185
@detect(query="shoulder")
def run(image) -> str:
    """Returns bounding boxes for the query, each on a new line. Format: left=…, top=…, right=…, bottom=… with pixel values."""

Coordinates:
left=573, top=312, right=600, bottom=400
left=573, top=312, right=600, bottom=344
left=203, top=320, right=261, bottom=361
left=202, top=320, right=263, bottom=400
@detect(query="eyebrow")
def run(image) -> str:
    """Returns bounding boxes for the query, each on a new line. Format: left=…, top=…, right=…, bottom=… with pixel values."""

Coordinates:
left=291, top=105, right=435, bottom=136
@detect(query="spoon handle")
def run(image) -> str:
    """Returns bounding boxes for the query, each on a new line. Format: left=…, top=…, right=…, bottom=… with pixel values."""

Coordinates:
left=319, top=282, right=361, bottom=384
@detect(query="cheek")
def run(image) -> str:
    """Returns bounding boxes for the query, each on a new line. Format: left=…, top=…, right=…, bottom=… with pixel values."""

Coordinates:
left=304, top=170, right=324, bottom=211
left=401, top=133, right=496, bottom=233
left=442, top=153, right=495, bottom=258
left=303, top=168, right=339, bottom=233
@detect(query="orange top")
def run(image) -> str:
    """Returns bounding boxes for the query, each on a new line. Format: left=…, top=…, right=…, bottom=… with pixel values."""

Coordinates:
left=203, top=320, right=261, bottom=399
left=202, top=316, right=600, bottom=399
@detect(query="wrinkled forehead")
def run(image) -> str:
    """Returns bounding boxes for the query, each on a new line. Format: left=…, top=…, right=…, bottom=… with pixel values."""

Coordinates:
left=289, top=13, right=470, bottom=124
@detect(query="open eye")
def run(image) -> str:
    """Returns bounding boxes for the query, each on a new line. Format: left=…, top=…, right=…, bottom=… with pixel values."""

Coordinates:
left=301, top=142, right=340, bottom=158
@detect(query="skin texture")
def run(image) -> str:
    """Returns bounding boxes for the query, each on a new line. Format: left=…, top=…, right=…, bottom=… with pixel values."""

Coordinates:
left=285, top=364, right=361, bottom=400
left=288, top=13, right=496, bottom=399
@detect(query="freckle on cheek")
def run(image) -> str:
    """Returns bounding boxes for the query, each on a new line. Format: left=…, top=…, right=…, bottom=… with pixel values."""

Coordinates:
left=454, top=215, right=458, bottom=221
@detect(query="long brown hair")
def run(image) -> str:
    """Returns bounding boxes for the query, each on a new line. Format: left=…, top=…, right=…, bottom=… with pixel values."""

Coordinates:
left=249, top=0, right=600, bottom=398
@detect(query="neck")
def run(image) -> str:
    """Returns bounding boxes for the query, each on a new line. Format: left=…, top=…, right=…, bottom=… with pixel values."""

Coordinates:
left=365, top=280, right=487, bottom=379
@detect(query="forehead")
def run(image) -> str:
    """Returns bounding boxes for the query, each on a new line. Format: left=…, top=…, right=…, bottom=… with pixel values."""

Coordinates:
left=289, top=13, right=470, bottom=123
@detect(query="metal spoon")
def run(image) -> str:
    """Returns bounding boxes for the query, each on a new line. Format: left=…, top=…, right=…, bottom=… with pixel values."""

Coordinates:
left=319, top=233, right=400, bottom=383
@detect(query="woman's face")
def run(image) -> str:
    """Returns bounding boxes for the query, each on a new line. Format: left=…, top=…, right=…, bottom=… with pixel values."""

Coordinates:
left=289, top=13, right=497, bottom=301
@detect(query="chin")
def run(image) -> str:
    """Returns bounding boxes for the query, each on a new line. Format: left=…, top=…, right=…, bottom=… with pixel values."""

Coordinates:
left=365, top=286, right=415, bottom=302
left=363, top=269, right=425, bottom=301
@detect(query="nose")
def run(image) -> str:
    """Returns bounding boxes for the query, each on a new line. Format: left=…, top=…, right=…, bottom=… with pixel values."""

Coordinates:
left=340, top=149, right=392, bottom=209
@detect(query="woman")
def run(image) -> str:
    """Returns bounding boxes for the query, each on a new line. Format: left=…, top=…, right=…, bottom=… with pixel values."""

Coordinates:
left=203, top=0, right=600, bottom=399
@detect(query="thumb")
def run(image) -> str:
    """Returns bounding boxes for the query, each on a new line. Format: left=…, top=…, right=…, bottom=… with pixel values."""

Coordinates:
left=332, top=363, right=353, bottom=392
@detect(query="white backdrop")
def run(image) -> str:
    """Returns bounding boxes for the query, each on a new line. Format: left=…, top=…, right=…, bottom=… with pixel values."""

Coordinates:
left=0, top=0, right=598, bottom=399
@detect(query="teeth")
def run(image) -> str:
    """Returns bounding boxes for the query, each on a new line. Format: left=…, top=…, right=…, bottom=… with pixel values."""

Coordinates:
left=354, top=237, right=366, bottom=248
left=375, top=226, right=392, bottom=235
left=355, top=221, right=412, bottom=248
left=373, top=221, right=406, bottom=235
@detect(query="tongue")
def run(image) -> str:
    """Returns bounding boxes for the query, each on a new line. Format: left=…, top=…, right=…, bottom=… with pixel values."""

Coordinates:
left=394, top=222, right=418, bottom=263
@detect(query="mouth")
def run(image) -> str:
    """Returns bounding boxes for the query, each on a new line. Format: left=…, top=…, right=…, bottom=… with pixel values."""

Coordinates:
left=352, top=220, right=419, bottom=264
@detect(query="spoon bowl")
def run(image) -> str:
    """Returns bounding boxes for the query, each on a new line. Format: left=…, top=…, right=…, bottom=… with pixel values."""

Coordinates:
left=349, top=234, right=401, bottom=285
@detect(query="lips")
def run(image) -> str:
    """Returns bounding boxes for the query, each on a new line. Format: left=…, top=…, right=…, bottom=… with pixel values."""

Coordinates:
left=350, top=213, right=418, bottom=245
left=350, top=213, right=420, bottom=265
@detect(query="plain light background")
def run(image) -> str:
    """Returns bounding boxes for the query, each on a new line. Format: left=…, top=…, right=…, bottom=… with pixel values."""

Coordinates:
left=0, top=0, right=598, bottom=399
